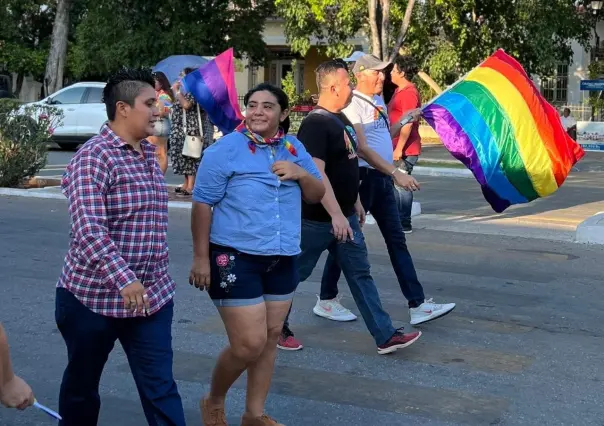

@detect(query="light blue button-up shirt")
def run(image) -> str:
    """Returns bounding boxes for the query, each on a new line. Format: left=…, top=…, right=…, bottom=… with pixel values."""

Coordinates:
left=193, top=131, right=322, bottom=256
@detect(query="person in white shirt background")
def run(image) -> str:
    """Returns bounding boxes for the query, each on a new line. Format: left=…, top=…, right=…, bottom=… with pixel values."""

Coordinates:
left=560, top=108, right=577, bottom=140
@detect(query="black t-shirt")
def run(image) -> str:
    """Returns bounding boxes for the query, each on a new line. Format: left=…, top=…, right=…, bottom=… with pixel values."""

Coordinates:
left=298, top=108, right=360, bottom=222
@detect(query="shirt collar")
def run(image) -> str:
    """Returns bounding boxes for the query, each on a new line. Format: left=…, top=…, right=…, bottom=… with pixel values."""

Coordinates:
left=99, top=122, right=155, bottom=152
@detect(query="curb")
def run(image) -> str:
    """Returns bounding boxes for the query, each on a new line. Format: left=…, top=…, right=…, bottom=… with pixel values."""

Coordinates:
left=0, top=188, right=424, bottom=219
left=575, top=212, right=604, bottom=244
left=413, top=166, right=473, bottom=178
left=0, top=187, right=200, bottom=210
left=0, top=187, right=65, bottom=200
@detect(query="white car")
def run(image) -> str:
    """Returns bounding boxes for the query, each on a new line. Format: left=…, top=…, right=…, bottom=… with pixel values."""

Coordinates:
left=20, top=82, right=108, bottom=150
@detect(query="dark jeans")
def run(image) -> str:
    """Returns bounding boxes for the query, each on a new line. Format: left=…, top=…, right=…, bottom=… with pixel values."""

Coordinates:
left=320, top=168, right=425, bottom=308
left=283, top=216, right=396, bottom=346
left=55, top=288, right=185, bottom=426
left=393, top=155, right=419, bottom=228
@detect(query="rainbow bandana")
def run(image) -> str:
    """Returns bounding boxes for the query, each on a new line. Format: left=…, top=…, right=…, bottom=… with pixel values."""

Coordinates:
left=236, top=121, right=297, bottom=156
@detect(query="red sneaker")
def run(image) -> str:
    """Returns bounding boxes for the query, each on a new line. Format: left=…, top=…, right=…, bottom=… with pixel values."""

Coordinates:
left=277, top=326, right=303, bottom=351
left=377, top=329, right=421, bottom=355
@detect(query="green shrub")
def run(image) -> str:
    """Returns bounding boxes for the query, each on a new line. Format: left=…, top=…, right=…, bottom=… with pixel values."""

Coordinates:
left=0, top=99, right=63, bottom=187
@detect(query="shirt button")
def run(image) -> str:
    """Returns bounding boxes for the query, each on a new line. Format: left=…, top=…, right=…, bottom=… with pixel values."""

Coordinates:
left=276, top=215, right=280, bottom=218
left=277, top=231, right=280, bottom=235
left=275, top=197, right=278, bottom=201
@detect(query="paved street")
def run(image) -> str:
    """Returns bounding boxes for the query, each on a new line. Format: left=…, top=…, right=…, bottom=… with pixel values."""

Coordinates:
left=1, top=197, right=604, bottom=425
left=40, top=147, right=186, bottom=186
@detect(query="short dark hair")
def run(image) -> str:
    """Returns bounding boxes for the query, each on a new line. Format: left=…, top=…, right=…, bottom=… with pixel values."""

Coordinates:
left=243, top=83, right=290, bottom=133
left=315, top=60, right=348, bottom=92
left=393, top=55, right=419, bottom=81
left=102, top=68, right=155, bottom=121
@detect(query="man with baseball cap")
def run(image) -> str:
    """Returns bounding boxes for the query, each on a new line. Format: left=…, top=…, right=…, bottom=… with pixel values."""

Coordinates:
left=313, top=54, right=456, bottom=328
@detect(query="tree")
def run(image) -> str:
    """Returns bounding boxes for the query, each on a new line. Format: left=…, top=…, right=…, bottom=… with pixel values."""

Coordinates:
left=277, top=0, right=593, bottom=89
left=275, top=0, right=416, bottom=59
left=421, top=0, right=593, bottom=85
left=69, top=0, right=274, bottom=78
left=0, top=0, right=55, bottom=96
left=44, top=0, right=73, bottom=95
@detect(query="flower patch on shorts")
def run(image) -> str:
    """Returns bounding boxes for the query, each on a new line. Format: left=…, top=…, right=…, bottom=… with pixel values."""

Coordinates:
left=215, top=253, right=236, bottom=292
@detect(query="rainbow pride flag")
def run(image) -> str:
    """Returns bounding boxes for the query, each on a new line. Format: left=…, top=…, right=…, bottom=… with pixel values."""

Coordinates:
left=183, top=48, right=244, bottom=134
left=422, top=49, right=585, bottom=213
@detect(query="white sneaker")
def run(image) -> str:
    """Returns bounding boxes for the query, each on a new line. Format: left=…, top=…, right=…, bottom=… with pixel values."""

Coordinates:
left=409, top=298, right=456, bottom=325
left=312, top=295, right=357, bottom=322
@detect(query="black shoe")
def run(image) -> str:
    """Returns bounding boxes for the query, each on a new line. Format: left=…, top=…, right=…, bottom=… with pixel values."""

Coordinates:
left=402, top=225, right=413, bottom=234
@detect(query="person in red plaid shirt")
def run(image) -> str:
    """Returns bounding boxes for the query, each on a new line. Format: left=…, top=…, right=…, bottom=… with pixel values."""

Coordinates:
left=55, top=68, right=185, bottom=426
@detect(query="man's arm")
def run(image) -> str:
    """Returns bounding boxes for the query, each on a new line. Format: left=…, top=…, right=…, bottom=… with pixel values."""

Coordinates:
left=313, top=158, right=343, bottom=218
left=394, top=123, right=413, bottom=160
left=354, top=125, right=420, bottom=191
left=354, top=124, right=399, bottom=175
left=0, top=324, right=34, bottom=409
left=313, top=158, right=353, bottom=242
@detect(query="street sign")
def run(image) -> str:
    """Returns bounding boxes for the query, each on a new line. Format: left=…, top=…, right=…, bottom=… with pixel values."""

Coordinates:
left=580, top=80, right=604, bottom=90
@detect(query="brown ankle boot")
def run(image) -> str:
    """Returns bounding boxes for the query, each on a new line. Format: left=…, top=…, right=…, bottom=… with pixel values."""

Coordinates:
left=200, top=396, right=227, bottom=426
left=240, top=413, right=284, bottom=426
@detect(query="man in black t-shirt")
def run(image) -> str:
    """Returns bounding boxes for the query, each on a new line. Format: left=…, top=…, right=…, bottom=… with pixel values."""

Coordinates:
left=278, top=60, right=421, bottom=355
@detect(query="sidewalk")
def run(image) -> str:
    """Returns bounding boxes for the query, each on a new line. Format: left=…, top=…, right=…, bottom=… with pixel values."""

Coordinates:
left=410, top=162, right=604, bottom=241
left=418, top=144, right=604, bottom=172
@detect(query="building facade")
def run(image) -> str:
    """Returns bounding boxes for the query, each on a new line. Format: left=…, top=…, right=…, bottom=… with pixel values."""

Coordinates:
left=234, top=18, right=369, bottom=100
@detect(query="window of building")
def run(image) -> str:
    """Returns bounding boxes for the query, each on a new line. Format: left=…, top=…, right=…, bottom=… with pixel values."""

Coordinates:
left=541, top=63, right=568, bottom=105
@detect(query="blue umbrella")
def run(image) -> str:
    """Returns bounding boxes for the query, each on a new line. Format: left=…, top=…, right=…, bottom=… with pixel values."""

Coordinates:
left=153, top=55, right=210, bottom=84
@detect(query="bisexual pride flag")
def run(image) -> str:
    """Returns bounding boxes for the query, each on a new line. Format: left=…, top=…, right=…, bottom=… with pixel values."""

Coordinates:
left=183, top=48, right=244, bottom=134
left=422, top=49, right=584, bottom=213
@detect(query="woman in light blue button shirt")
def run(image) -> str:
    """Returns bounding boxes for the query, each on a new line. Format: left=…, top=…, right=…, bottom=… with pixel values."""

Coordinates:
left=190, top=83, right=324, bottom=425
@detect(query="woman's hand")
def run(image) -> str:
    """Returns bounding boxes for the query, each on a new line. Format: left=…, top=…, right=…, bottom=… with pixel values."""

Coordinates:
left=272, top=161, right=306, bottom=181
left=189, top=256, right=211, bottom=291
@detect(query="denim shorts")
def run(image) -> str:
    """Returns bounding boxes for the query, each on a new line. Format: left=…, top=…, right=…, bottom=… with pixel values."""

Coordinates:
left=208, top=244, right=299, bottom=307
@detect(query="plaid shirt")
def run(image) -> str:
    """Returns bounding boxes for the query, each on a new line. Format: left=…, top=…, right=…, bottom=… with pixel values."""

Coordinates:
left=57, top=124, right=175, bottom=318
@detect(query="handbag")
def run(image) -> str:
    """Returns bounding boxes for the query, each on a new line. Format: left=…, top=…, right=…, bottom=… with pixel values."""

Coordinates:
left=181, top=103, right=204, bottom=159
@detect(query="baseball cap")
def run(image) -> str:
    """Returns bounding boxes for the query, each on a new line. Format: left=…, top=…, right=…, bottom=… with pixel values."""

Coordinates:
left=343, top=51, right=366, bottom=62
left=352, top=54, right=392, bottom=74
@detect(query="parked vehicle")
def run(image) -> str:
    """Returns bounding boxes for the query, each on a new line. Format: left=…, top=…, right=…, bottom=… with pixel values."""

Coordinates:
left=0, top=74, right=14, bottom=99
left=19, top=82, right=107, bottom=150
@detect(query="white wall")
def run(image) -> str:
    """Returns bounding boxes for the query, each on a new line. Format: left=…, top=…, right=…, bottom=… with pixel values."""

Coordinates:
left=568, top=39, right=590, bottom=105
